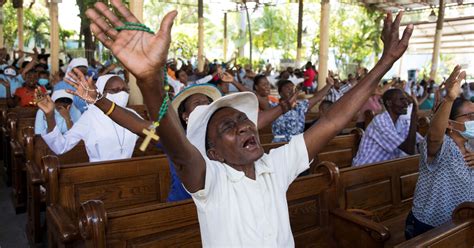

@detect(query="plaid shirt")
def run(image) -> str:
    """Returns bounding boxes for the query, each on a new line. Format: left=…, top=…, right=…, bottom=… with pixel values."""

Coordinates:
left=352, top=111, right=423, bottom=166
left=325, top=87, right=344, bottom=103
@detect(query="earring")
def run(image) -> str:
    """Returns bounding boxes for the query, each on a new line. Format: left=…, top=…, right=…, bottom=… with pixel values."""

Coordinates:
left=185, top=117, right=189, bottom=124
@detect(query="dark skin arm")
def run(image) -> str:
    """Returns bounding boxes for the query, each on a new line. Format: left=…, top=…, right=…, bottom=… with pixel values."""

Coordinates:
left=427, top=66, right=465, bottom=160
left=307, top=78, right=334, bottom=109
left=304, top=12, right=414, bottom=160
left=86, top=2, right=205, bottom=192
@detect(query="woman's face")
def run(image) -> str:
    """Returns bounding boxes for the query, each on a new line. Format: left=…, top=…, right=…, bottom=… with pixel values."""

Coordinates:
left=181, top=93, right=212, bottom=122
left=279, top=83, right=294, bottom=100
left=450, top=102, right=474, bottom=131
left=255, top=77, right=271, bottom=97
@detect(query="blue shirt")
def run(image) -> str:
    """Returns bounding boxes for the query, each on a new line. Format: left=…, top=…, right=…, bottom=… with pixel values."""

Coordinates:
left=53, top=81, right=88, bottom=113
left=412, top=135, right=474, bottom=227
left=34, top=106, right=82, bottom=135
left=156, top=143, right=191, bottom=202
left=271, top=100, right=309, bottom=143
left=0, top=74, right=24, bottom=98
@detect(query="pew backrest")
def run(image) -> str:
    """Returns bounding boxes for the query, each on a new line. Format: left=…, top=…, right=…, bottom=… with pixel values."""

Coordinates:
left=336, top=155, right=420, bottom=221
left=395, top=202, right=474, bottom=248
left=77, top=163, right=339, bottom=247
left=44, top=154, right=172, bottom=216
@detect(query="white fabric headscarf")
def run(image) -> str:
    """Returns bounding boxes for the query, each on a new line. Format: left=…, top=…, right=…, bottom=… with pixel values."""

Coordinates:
left=95, top=74, right=117, bottom=94
left=65, top=58, right=88, bottom=81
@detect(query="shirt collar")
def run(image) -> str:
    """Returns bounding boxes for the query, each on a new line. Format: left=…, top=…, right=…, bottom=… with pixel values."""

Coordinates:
left=222, top=158, right=274, bottom=183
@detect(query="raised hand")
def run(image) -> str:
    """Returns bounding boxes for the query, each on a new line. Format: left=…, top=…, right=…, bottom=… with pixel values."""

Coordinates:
left=220, top=72, right=234, bottom=83
left=380, top=12, right=414, bottom=62
left=444, top=65, right=466, bottom=101
left=326, top=76, right=335, bottom=86
left=64, top=68, right=98, bottom=104
left=57, top=105, right=71, bottom=120
left=37, top=94, right=55, bottom=115
left=85, top=0, right=177, bottom=81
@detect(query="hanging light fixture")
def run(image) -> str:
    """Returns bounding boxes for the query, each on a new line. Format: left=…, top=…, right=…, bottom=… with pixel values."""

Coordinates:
left=428, top=8, right=437, bottom=22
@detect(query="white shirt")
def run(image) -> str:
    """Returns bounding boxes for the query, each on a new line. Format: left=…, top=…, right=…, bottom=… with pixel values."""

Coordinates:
left=41, top=105, right=139, bottom=162
left=188, top=134, right=310, bottom=247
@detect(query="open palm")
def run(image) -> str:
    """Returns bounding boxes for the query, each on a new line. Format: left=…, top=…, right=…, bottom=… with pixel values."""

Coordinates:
left=86, top=0, right=177, bottom=81
left=444, top=65, right=466, bottom=101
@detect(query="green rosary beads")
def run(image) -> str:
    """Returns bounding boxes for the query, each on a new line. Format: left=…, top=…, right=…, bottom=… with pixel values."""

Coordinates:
left=115, top=22, right=170, bottom=151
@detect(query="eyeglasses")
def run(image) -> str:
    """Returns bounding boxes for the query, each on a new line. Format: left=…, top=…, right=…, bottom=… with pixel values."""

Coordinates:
left=453, top=112, right=474, bottom=120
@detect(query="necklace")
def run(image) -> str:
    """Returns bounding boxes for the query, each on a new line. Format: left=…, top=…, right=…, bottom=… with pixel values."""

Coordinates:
left=111, top=121, right=126, bottom=155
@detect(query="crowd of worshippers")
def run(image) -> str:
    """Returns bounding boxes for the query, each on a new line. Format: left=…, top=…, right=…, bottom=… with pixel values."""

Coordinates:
left=0, top=3, right=473, bottom=245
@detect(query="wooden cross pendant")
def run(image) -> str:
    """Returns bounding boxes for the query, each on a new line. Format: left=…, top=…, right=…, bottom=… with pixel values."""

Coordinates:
left=139, top=127, right=159, bottom=152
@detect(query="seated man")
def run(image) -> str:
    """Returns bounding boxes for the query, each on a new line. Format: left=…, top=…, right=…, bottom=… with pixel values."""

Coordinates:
left=35, top=89, right=81, bottom=135
left=85, top=2, right=412, bottom=246
left=352, top=88, right=422, bottom=166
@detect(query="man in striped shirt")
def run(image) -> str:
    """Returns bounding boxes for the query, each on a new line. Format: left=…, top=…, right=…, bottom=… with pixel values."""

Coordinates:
left=352, top=88, right=423, bottom=166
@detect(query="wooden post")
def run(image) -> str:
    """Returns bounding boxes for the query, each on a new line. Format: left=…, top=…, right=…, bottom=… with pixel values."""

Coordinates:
left=128, top=0, right=144, bottom=105
left=197, top=0, right=204, bottom=72
left=318, top=0, right=330, bottom=90
left=296, top=0, right=304, bottom=68
left=244, top=1, right=252, bottom=69
left=223, top=13, right=228, bottom=61
left=430, top=0, right=445, bottom=80
left=0, top=6, right=4, bottom=48
left=49, top=0, right=60, bottom=74
left=17, top=7, right=24, bottom=51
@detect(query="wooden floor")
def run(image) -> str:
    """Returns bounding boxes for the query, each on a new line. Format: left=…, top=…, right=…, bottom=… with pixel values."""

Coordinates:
left=0, top=161, right=29, bottom=248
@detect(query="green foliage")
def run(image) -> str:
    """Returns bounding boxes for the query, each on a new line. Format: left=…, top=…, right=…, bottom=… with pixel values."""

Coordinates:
left=325, top=5, right=383, bottom=76
left=2, top=3, right=48, bottom=48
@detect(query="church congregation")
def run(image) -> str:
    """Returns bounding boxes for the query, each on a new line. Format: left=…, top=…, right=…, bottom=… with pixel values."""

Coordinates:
left=0, top=0, right=473, bottom=247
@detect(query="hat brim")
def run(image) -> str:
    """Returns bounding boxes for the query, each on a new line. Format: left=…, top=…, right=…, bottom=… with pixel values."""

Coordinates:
left=171, top=84, right=223, bottom=112
left=186, top=92, right=258, bottom=156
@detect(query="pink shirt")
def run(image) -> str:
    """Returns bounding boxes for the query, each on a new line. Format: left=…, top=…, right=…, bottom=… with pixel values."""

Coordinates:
left=357, top=95, right=383, bottom=122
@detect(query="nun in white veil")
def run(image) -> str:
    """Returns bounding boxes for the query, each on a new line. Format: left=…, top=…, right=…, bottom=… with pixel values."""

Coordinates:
left=40, top=75, right=140, bottom=162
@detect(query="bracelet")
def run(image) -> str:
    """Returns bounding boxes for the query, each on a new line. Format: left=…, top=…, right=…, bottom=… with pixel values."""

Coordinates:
left=105, top=102, right=116, bottom=116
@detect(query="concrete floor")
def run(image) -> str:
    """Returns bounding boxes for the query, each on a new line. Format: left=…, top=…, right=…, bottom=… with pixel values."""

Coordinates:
left=0, top=164, right=29, bottom=248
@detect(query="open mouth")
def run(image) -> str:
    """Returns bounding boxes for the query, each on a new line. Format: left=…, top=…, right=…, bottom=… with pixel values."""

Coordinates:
left=242, top=136, right=258, bottom=150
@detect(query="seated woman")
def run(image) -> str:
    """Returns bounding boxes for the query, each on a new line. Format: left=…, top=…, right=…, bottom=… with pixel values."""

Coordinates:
left=37, top=74, right=140, bottom=162
left=406, top=66, right=473, bottom=239
left=253, top=74, right=279, bottom=111
left=34, top=89, right=81, bottom=135
left=271, top=79, right=333, bottom=143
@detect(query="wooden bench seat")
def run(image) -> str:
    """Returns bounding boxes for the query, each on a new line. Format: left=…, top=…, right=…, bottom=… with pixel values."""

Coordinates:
left=333, top=155, right=421, bottom=247
left=76, top=162, right=394, bottom=247
left=1, top=107, right=37, bottom=185
left=395, top=202, right=474, bottom=248
left=44, top=154, right=172, bottom=246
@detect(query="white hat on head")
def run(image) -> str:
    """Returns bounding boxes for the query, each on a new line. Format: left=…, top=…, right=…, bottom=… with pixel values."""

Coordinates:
left=95, top=74, right=118, bottom=94
left=171, top=84, right=223, bottom=111
left=186, top=92, right=258, bottom=156
left=66, top=58, right=88, bottom=73
left=4, top=68, right=16, bottom=76
left=51, top=89, right=73, bottom=102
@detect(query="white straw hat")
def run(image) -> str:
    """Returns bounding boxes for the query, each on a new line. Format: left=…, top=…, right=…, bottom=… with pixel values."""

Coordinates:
left=186, top=92, right=258, bottom=156
left=171, top=84, right=222, bottom=111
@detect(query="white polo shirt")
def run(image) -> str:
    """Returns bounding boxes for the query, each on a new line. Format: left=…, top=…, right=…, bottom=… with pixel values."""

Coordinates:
left=188, top=134, right=310, bottom=247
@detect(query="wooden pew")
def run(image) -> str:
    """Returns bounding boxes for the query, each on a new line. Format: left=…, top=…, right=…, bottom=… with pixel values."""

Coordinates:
left=261, top=129, right=363, bottom=170
left=24, top=127, right=89, bottom=247
left=24, top=128, right=163, bottom=246
left=44, top=155, right=172, bottom=246
left=1, top=107, right=37, bottom=185
left=8, top=113, right=36, bottom=212
left=333, top=155, right=420, bottom=247
left=76, top=162, right=392, bottom=247
left=395, top=202, right=474, bottom=248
